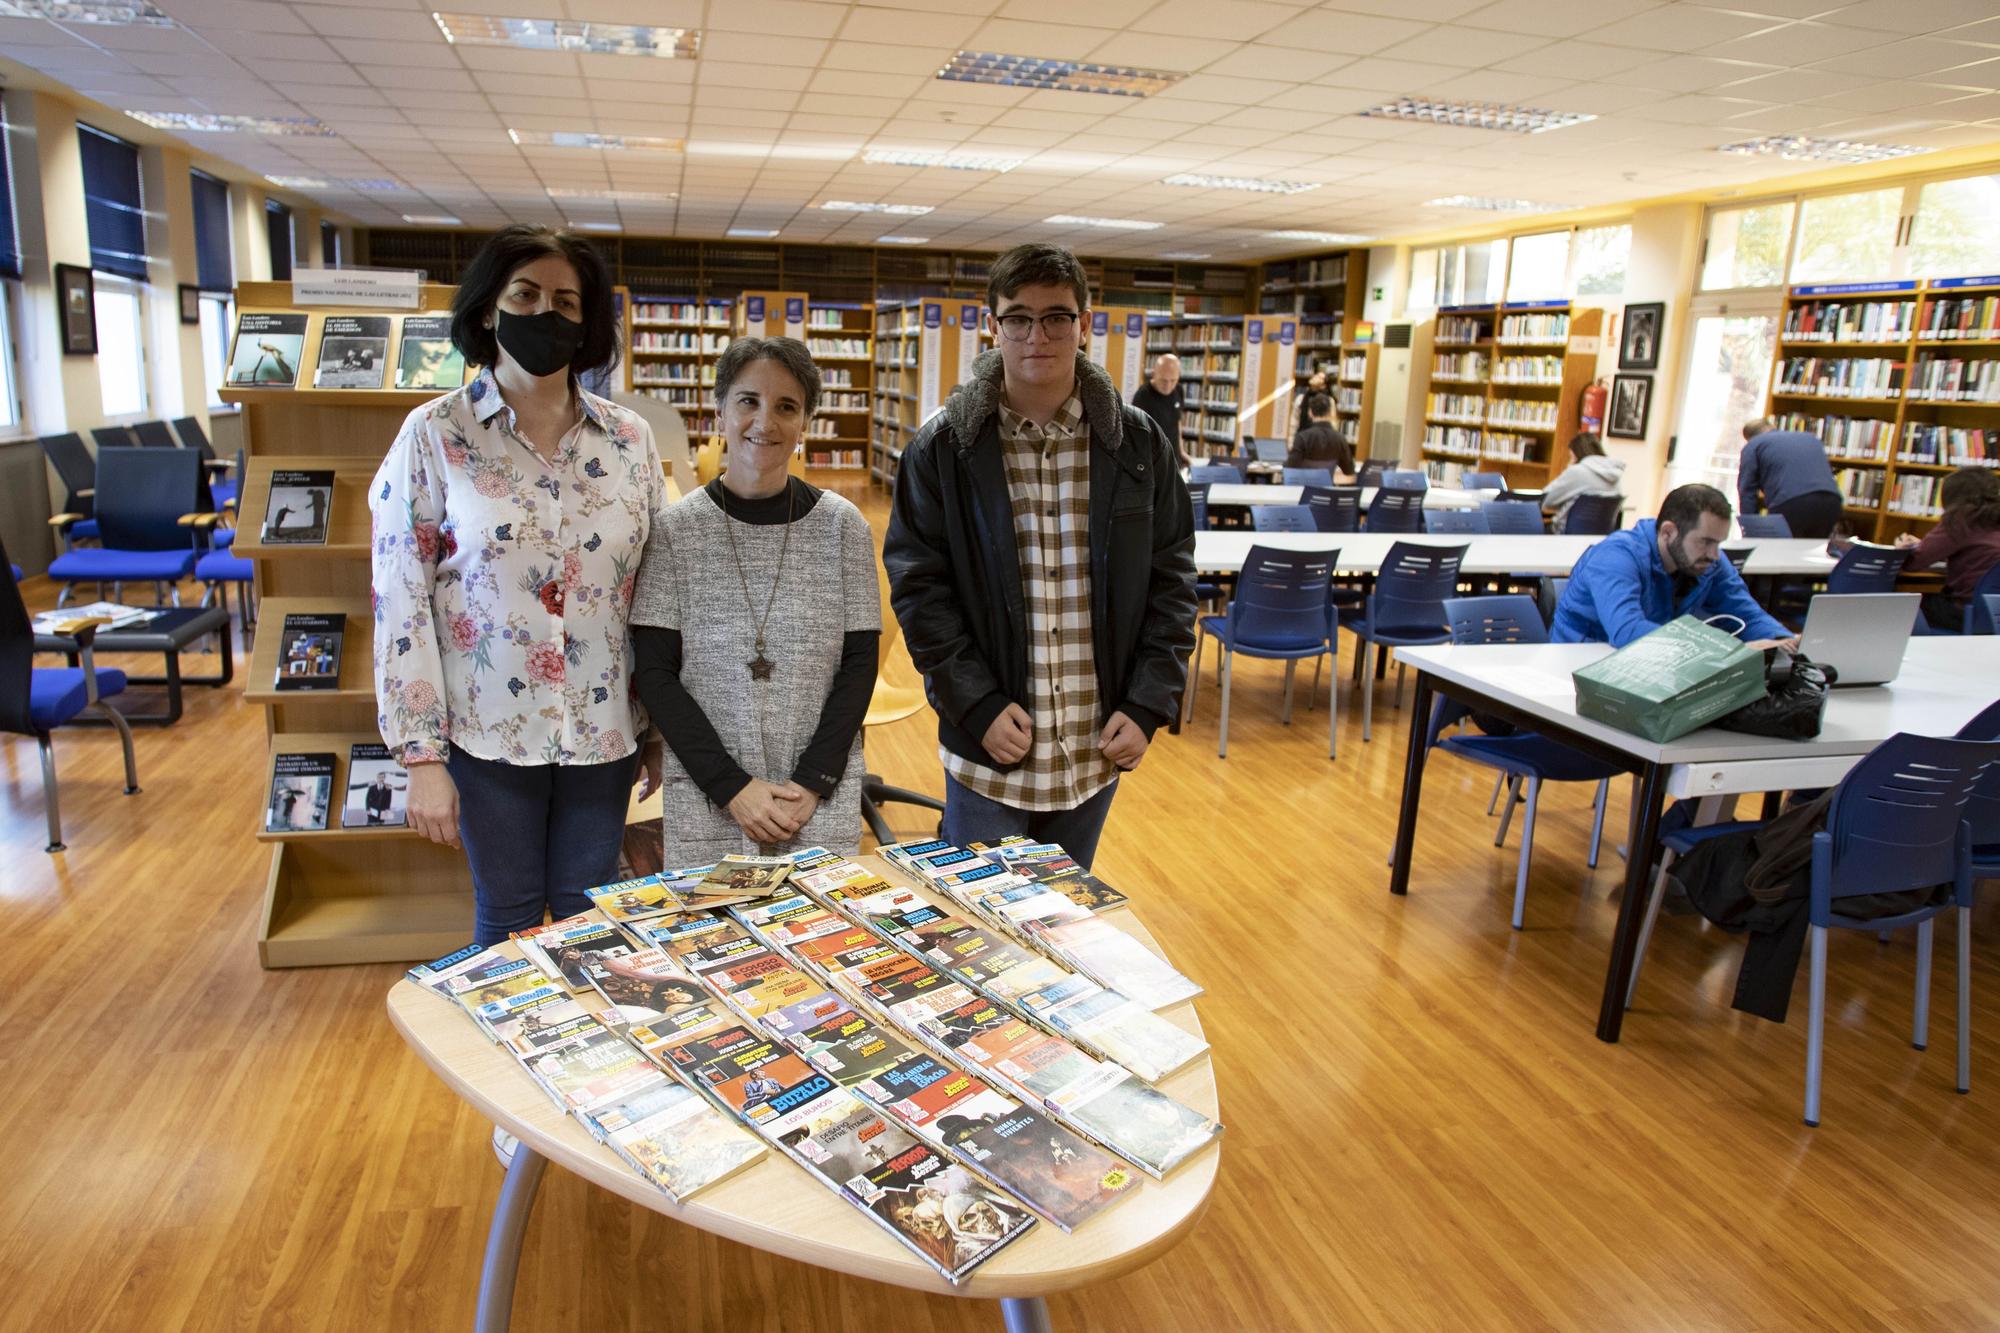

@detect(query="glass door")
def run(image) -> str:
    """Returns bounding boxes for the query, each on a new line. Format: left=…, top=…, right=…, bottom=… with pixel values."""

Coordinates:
left=1666, top=298, right=1780, bottom=499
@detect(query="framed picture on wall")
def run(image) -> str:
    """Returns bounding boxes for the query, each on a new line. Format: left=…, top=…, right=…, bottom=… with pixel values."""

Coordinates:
left=179, top=284, right=202, bottom=325
left=1619, top=302, right=1663, bottom=371
left=55, top=264, right=97, bottom=355
left=1608, top=374, right=1652, bottom=439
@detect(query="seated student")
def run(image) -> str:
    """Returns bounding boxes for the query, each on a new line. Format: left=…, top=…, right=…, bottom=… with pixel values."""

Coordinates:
left=1286, top=392, right=1355, bottom=477
left=1551, top=483, right=1797, bottom=649
left=1540, top=432, right=1625, bottom=532
left=1737, top=420, right=1843, bottom=538
left=1895, top=466, right=2000, bottom=631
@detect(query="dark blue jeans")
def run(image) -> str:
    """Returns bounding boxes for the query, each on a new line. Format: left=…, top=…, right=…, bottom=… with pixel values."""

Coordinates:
left=447, top=744, right=639, bottom=946
left=939, top=773, right=1119, bottom=870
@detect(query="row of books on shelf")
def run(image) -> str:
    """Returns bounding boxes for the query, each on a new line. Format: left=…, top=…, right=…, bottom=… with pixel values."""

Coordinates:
left=1424, top=459, right=1470, bottom=486
left=631, top=370, right=713, bottom=389
left=1907, top=356, right=2000, bottom=402
left=806, top=311, right=852, bottom=330
left=633, top=301, right=731, bottom=328
left=1186, top=411, right=1238, bottom=444
left=1484, top=432, right=1542, bottom=461
left=808, top=338, right=871, bottom=359
left=821, top=391, right=869, bottom=412
left=822, top=368, right=857, bottom=388
left=1921, top=295, right=2000, bottom=341
left=1497, top=312, right=1569, bottom=344
left=403, top=837, right=1215, bottom=1284
left=1784, top=298, right=1916, bottom=343
left=1492, top=356, right=1564, bottom=385
left=1339, top=353, right=1367, bottom=380
left=1889, top=474, right=1947, bottom=515
left=1427, top=392, right=1485, bottom=423
left=1489, top=400, right=1559, bottom=430
left=803, top=449, right=867, bottom=468
left=1432, top=353, right=1487, bottom=382
left=1423, top=426, right=1482, bottom=458
left=1269, top=255, right=1347, bottom=288
left=228, top=311, right=464, bottom=392
left=1296, top=327, right=1344, bottom=351
left=1335, top=387, right=1363, bottom=415
left=805, top=421, right=851, bottom=440
left=633, top=331, right=731, bottom=354
left=636, top=386, right=702, bottom=407
left=267, top=740, right=405, bottom=833
left=1776, top=356, right=1903, bottom=398
left=1899, top=424, right=1999, bottom=466
left=1835, top=467, right=1884, bottom=509
left=1436, top=315, right=1488, bottom=344
left=1772, top=411, right=1892, bottom=459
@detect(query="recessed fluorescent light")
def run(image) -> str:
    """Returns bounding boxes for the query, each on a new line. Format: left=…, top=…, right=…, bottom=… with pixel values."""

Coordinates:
left=1163, top=173, right=1321, bottom=196
left=432, top=13, right=698, bottom=58
left=568, top=221, right=621, bottom=232
left=1266, top=230, right=1368, bottom=244
left=264, top=175, right=329, bottom=189
left=1044, top=214, right=1162, bottom=231
left=401, top=214, right=461, bottom=225
left=1365, top=96, right=1595, bottom=134
left=863, top=148, right=1023, bottom=172
left=1423, top=195, right=1568, bottom=212
left=687, top=142, right=855, bottom=160
left=509, top=129, right=684, bottom=152
left=820, top=200, right=934, bottom=216
left=1159, top=252, right=1212, bottom=260
left=126, top=111, right=332, bottom=136
left=0, top=0, right=171, bottom=23
left=1719, top=134, right=1929, bottom=164
left=545, top=187, right=676, bottom=201
left=726, top=227, right=780, bottom=238
left=937, top=51, right=1184, bottom=98
left=876, top=235, right=931, bottom=245
left=346, top=178, right=406, bottom=192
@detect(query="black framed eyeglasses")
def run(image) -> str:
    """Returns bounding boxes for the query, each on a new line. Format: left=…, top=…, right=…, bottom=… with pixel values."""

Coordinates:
left=994, top=310, right=1081, bottom=341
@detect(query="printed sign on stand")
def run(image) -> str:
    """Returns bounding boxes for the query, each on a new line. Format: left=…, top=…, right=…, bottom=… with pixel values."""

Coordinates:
left=956, top=304, right=981, bottom=389
left=920, top=302, right=944, bottom=415
left=784, top=297, right=805, bottom=339
left=1122, top=312, right=1145, bottom=398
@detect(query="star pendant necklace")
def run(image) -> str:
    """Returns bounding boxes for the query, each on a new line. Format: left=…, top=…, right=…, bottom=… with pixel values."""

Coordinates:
left=719, top=477, right=794, bottom=681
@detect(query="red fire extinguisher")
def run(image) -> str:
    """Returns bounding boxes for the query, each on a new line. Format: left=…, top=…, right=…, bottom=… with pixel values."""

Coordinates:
left=1580, top=377, right=1608, bottom=434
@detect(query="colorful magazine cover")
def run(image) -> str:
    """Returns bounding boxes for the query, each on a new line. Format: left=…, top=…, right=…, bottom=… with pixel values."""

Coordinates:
left=586, top=1079, right=765, bottom=1201
left=228, top=311, right=307, bottom=387
left=698, top=853, right=793, bottom=898
left=525, top=1028, right=655, bottom=1114
left=1030, top=915, right=1202, bottom=1010
left=581, top=949, right=712, bottom=1026
left=313, top=314, right=390, bottom=389
left=849, top=1152, right=1036, bottom=1283
left=394, top=314, right=466, bottom=390
left=1015, top=975, right=1208, bottom=1083
left=585, top=875, right=681, bottom=926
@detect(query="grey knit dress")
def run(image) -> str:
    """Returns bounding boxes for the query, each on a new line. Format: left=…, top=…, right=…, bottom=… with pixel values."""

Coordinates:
left=629, top=485, right=880, bottom=866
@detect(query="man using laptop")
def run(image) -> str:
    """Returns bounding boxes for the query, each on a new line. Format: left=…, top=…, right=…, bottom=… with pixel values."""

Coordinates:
left=1552, top=483, right=1797, bottom=649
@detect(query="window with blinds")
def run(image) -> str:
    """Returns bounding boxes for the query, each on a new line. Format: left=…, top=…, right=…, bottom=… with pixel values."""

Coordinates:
left=0, top=96, right=20, bottom=281
left=79, top=122, right=148, bottom=281
left=191, top=169, right=232, bottom=292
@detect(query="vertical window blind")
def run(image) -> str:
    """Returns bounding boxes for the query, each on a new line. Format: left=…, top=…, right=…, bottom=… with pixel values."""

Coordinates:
left=79, top=123, right=149, bottom=281
left=266, top=198, right=293, bottom=280
left=0, top=97, right=20, bottom=281
left=191, top=169, right=232, bottom=292
left=320, top=219, right=339, bottom=268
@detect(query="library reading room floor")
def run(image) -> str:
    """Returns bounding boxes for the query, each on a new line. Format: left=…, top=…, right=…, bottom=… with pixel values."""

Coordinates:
left=6, top=478, right=2000, bottom=1332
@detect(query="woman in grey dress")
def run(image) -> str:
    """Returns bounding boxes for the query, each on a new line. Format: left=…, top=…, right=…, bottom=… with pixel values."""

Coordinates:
left=630, top=336, right=881, bottom=865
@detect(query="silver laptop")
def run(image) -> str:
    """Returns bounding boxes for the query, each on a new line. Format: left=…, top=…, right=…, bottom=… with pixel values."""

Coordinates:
left=1798, top=593, right=1920, bottom=687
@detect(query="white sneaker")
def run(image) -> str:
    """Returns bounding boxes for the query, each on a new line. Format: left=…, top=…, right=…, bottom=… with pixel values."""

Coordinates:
left=492, top=1125, right=519, bottom=1169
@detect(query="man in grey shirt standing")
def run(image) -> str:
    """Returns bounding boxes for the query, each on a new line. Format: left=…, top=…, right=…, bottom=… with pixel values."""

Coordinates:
left=1737, top=419, right=1845, bottom=537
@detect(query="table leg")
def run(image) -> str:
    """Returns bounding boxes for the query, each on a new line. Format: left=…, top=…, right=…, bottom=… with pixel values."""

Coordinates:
left=475, top=1141, right=549, bottom=1333
left=159, top=651, right=185, bottom=724
left=1596, top=760, right=1668, bottom=1044
left=1388, top=671, right=1435, bottom=896
left=1001, top=1296, right=1053, bottom=1333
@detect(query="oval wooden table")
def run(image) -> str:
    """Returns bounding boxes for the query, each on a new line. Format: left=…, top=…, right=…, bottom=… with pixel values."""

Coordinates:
left=387, top=857, right=1221, bottom=1332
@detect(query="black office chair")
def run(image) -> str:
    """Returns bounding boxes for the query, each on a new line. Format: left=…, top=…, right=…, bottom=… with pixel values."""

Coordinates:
left=38, top=433, right=99, bottom=546
left=47, top=448, right=215, bottom=606
left=170, top=415, right=214, bottom=457
left=90, top=426, right=137, bottom=452
left=131, top=420, right=181, bottom=449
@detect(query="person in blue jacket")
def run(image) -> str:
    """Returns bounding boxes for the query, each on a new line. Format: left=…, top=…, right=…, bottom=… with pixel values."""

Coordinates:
left=1551, top=483, right=1798, bottom=649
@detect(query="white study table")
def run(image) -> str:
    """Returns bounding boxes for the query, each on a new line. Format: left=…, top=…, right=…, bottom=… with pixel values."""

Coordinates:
left=1385, top=637, right=2000, bottom=1043
left=1200, top=483, right=1488, bottom=509
left=1192, top=531, right=1841, bottom=578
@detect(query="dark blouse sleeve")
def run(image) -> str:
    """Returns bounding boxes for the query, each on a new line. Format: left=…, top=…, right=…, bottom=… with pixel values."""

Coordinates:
left=789, top=630, right=881, bottom=797
left=630, top=625, right=752, bottom=808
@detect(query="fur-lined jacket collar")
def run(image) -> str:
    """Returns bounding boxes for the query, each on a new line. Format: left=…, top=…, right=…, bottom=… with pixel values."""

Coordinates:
left=941, top=348, right=1126, bottom=455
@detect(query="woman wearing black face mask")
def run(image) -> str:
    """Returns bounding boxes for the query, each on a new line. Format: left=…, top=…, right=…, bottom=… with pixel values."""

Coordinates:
left=368, top=225, right=668, bottom=952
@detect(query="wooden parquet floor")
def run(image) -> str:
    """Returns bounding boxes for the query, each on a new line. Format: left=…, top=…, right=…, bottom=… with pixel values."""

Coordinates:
left=6, top=477, right=1999, bottom=1332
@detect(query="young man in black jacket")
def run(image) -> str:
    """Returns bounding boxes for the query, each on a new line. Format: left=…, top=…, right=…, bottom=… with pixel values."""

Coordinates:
left=883, top=243, right=1197, bottom=868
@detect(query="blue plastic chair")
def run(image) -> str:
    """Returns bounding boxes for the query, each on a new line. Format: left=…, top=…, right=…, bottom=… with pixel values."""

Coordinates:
left=1424, top=508, right=1489, bottom=535
left=1382, top=470, right=1428, bottom=492
left=1975, top=594, right=2000, bottom=636
left=1480, top=499, right=1545, bottom=535
left=1739, top=513, right=1793, bottom=538
left=1183, top=544, right=1339, bottom=759
left=1958, top=699, right=2000, bottom=883
left=1355, top=459, right=1391, bottom=489
left=1427, top=595, right=1619, bottom=928
left=47, top=449, right=210, bottom=606
left=1186, top=482, right=1212, bottom=525
left=1825, top=543, right=1909, bottom=595
left=1342, top=541, right=1469, bottom=742
left=131, top=420, right=179, bottom=449
left=1284, top=467, right=1335, bottom=489
left=1561, top=492, right=1622, bottom=535
left=1253, top=505, right=1317, bottom=534
left=1301, top=485, right=1360, bottom=534
left=90, top=425, right=137, bottom=452
left=1462, top=471, right=1506, bottom=490
left=1365, top=489, right=1424, bottom=533
left=1, top=534, right=139, bottom=851
left=1188, top=464, right=1241, bottom=486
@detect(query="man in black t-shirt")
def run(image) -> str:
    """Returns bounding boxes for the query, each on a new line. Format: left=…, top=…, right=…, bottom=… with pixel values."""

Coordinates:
left=1129, top=354, right=1187, bottom=464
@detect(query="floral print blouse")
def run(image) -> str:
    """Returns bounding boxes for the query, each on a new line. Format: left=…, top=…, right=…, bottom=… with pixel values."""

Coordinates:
left=369, top=369, right=668, bottom=767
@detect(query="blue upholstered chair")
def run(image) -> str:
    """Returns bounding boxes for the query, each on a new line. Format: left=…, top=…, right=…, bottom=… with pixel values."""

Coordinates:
left=1183, top=545, right=1339, bottom=759
left=131, top=419, right=180, bottom=448
left=1341, top=541, right=1468, bottom=742
left=1, top=535, right=140, bottom=852
left=47, top=448, right=212, bottom=606
left=1462, top=471, right=1506, bottom=490
left=1480, top=498, right=1547, bottom=535
left=1355, top=458, right=1391, bottom=489
left=1561, top=492, right=1622, bottom=535
left=1825, top=543, right=1909, bottom=595
left=1382, top=470, right=1428, bottom=492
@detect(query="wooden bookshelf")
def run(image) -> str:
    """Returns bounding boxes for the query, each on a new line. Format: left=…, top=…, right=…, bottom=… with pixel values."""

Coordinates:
left=628, top=295, right=732, bottom=447
left=1146, top=315, right=1244, bottom=456
left=1413, top=302, right=1602, bottom=489
left=1262, top=251, right=1382, bottom=461
left=804, top=301, right=873, bottom=472
left=1085, top=305, right=1152, bottom=403
left=1766, top=276, right=2000, bottom=540
left=258, top=732, right=422, bottom=844
left=868, top=298, right=986, bottom=489
left=224, top=279, right=476, bottom=968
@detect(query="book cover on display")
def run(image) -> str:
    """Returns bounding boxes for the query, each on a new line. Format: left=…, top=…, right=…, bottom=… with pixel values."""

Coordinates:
left=799, top=1009, right=922, bottom=1083
left=406, top=943, right=500, bottom=999
left=260, top=470, right=335, bottom=545
left=585, top=1078, right=765, bottom=1201
left=227, top=311, right=308, bottom=387
left=274, top=612, right=343, bottom=690
left=849, top=1149, right=1036, bottom=1283
left=524, top=919, right=635, bottom=990
left=585, top=875, right=681, bottom=926
left=1033, top=915, right=1203, bottom=1010
left=525, top=1027, right=655, bottom=1114
left=694, top=854, right=793, bottom=902
left=1016, top=974, right=1207, bottom=1083
left=312, top=315, right=391, bottom=388
left=581, top=950, right=711, bottom=1026
left=265, top=751, right=334, bottom=832
left=485, top=994, right=592, bottom=1047
left=394, top=314, right=466, bottom=390
left=341, top=743, right=406, bottom=828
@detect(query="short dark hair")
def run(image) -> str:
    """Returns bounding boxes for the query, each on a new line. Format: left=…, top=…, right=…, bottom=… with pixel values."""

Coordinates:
left=713, top=336, right=822, bottom=416
left=1569, top=431, right=1605, bottom=459
left=1659, top=483, right=1732, bottom=532
left=987, top=243, right=1089, bottom=315
left=1940, top=465, right=2000, bottom=535
left=1306, top=392, right=1333, bottom=417
left=449, top=226, right=620, bottom=376
left=1741, top=417, right=1773, bottom=442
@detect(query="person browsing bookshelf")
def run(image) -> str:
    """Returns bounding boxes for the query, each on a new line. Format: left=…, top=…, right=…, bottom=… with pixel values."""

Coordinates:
left=1286, top=392, right=1355, bottom=477
left=628, top=337, right=881, bottom=866
left=883, top=243, right=1197, bottom=869
left=368, top=225, right=667, bottom=947
left=1895, top=466, right=2000, bottom=631
left=1737, top=420, right=1843, bottom=538
left=1551, top=483, right=1797, bottom=650
left=1129, top=354, right=1187, bottom=466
